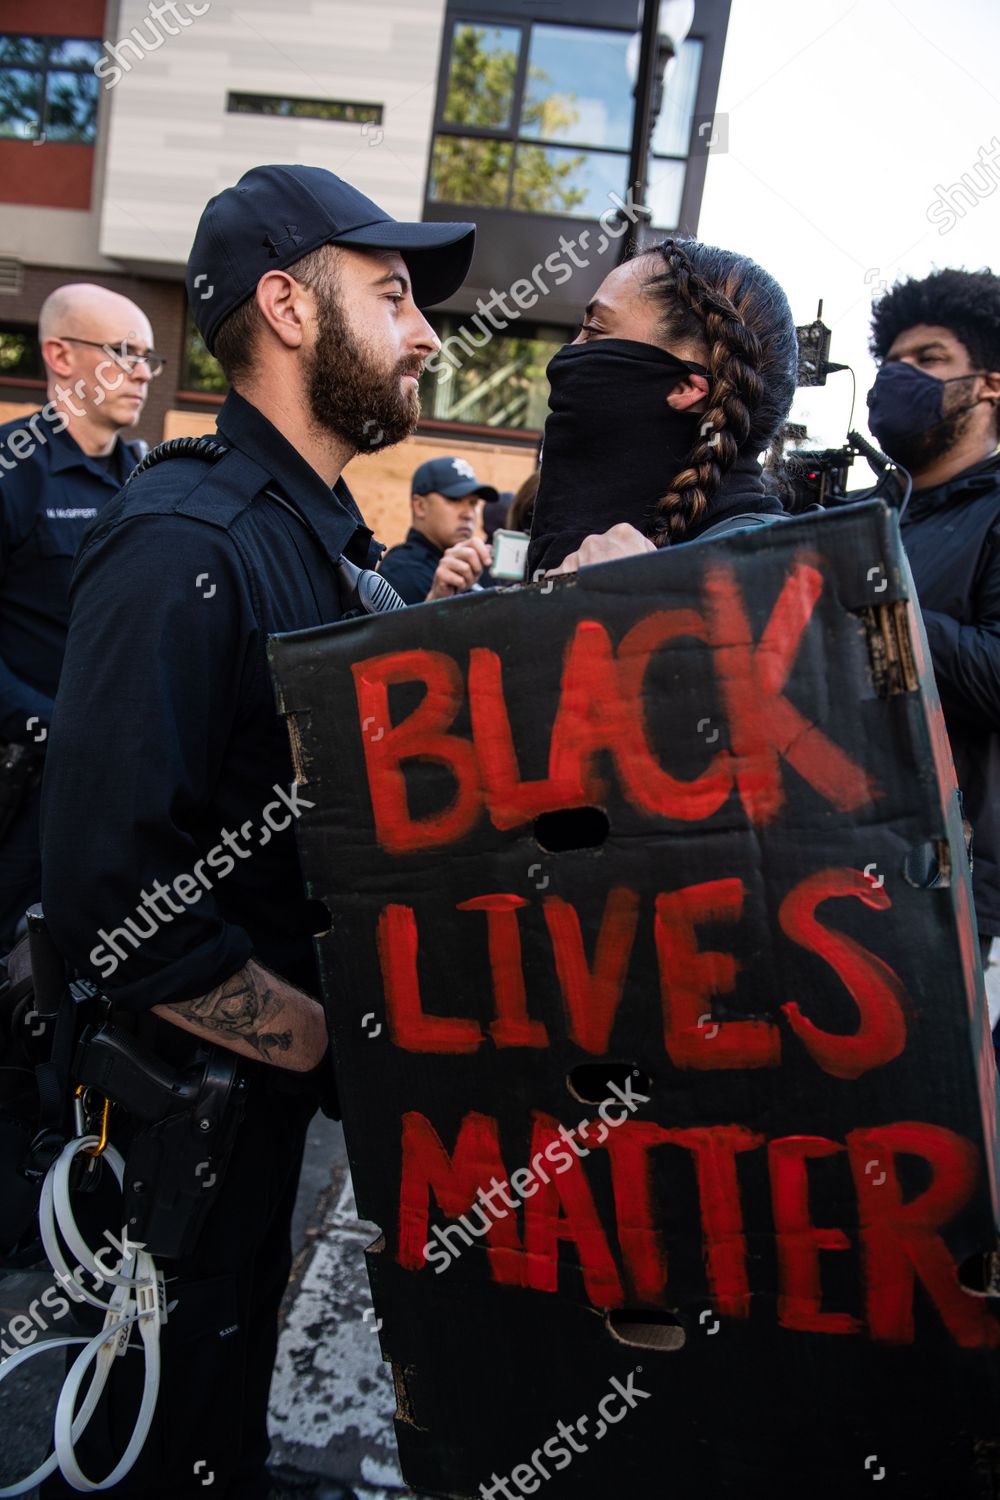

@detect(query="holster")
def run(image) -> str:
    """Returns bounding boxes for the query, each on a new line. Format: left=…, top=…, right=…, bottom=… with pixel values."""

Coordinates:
left=74, top=1023, right=248, bottom=1259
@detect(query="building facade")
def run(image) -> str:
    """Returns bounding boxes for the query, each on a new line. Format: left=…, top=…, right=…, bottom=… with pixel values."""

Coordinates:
left=0, top=0, right=730, bottom=542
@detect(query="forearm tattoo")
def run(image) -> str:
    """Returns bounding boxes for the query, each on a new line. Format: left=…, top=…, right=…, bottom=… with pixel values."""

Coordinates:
left=164, top=967, right=294, bottom=1059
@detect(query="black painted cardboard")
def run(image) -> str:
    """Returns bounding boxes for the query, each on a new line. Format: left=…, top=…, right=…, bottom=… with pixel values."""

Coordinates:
left=269, top=503, right=1000, bottom=1500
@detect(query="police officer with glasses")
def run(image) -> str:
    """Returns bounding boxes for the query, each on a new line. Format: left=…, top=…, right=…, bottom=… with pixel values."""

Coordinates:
left=0, top=283, right=156, bottom=950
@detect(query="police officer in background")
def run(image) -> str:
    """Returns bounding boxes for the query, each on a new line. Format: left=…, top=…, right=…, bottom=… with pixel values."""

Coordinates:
left=378, top=454, right=495, bottom=602
left=0, top=283, right=153, bottom=946
left=39, top=166, right=474, bottom=1498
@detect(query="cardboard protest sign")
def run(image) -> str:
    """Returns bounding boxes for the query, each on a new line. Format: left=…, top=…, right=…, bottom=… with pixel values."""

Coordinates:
left=269, top=501, right=1000, bottom=1500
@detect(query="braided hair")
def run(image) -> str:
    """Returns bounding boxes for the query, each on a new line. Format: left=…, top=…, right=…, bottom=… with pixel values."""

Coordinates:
left=640, top=238, right=798, bottom=544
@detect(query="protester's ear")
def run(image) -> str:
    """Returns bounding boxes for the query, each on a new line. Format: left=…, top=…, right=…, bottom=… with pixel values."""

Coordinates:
left=665, top=372, right=710, bottom=411
left=411, top=493, right=427, bottom=520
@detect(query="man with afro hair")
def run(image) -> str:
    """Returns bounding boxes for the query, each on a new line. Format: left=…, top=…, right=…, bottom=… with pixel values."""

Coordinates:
left=867, top=268, right=1000, bottom=1021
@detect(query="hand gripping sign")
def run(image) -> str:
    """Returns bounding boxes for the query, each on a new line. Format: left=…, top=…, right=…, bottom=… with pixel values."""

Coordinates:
left=269, top=502, right=1000, bottom=1500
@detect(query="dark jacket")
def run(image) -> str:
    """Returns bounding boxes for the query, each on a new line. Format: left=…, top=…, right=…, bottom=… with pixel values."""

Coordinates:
left=40, top=390, right=380, bottom=1010
left=897, top=451, right=1000, bottom=936
left=0, top=413, right=139, bottom=743
left=378, top=526, right=442, bottom=604
left=379, top=525, right=496, bottom=603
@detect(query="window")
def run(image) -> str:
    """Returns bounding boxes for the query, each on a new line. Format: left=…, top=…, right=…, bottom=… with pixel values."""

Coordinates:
left=0, top=36, right=101, bottom=144
left=181, top=319, right=226, bottom=395
left=442, top=23, right=519, bottom=130
left=227, top=93, right=382, bottom=125
left=429, top=19, right=702, bottom=227
left=0, top=324, right=43, bottom=381
left=420, top=317, right=567, bottom=431
left=648, top=39, right=703, bottom=231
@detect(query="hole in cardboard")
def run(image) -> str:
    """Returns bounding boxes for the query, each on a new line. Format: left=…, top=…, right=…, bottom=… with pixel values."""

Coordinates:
left=568, top=1063, right=652, bottom=1104
left=606, top=1309, right=686, bottom=1350
left=902, top=839, right=951, bottom=890
left=304, top=898, right=333, bottom=935
left=534, top=807, right=609, bottom=852
left=958, top=1250, right=1000, bottom=1297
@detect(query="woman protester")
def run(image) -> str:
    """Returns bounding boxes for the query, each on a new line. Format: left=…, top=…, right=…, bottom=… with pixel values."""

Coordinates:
left=525, top=236, right=799, bottom=578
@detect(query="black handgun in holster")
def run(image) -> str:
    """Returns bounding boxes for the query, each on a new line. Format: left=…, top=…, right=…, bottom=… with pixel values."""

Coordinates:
left=73, top=1023, right=248, bottom=1259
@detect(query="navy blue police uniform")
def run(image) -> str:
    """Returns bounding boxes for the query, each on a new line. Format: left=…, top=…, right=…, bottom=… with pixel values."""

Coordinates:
left=378, top=455, right=497, bottom=604
left=0, top=415, right=140, bottom=945
left=377, top=523, right=448, bottom=603
left=38, top=164, right=474, bottom=1499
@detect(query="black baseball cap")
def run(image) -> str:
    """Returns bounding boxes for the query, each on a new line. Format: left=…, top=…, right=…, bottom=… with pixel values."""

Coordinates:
left=186, top=164, right=476, bottom=353
left=412, top=456, right=498, bottom=505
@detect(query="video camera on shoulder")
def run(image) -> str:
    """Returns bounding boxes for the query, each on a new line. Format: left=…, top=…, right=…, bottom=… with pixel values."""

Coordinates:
left=785, top=302, right=907, bottom=512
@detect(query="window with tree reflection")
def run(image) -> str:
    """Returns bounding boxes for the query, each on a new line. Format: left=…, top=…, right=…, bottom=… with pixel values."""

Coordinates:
left=0, top=325, right=43, bottom=381
left=429, top=20, right=702, bottom=227
left=0, top=35, right=101, bottom=143
left=420, top=316, right=566, bottom=431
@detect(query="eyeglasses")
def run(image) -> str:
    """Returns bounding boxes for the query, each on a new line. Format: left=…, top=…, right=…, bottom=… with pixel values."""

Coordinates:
left=55, top=336, right=166, bottom=377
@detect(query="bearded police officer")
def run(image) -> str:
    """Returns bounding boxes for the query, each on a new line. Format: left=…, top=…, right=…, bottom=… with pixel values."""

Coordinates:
left=39, top=166, right=474, bottom=1499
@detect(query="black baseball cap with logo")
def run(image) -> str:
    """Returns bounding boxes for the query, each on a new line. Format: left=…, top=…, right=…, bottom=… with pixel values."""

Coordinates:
left=412, top=456, right=498, bottom=505
left=186, top=164, right=476, bottom=353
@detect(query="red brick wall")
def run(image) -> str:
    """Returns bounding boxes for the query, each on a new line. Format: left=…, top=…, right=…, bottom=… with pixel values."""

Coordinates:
left=0, top=142, right=94, bottom=210
left=0, top=0, right=105, bottom=35
left=0, top=0, right=106, bottom=209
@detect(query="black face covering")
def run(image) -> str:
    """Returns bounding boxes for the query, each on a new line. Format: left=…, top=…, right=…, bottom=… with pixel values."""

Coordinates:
left=866, top=360, right=985, bottom=465
left=526, top=339, right=710, bottom=578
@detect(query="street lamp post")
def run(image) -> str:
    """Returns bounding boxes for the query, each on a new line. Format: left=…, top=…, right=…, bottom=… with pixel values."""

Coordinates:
left=619, top=0, right=696, bottom=262
left=619, top=0, right=661, bottom=262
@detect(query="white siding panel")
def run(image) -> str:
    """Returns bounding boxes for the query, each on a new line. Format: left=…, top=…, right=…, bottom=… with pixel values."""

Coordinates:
left=99, top=0, right=447, bottom=265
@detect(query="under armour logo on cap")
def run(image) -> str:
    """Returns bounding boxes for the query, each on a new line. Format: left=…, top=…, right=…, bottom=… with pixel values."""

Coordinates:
left=262, top=224, right=303, bottom=257
left=450, top=457, right=476, bottom=479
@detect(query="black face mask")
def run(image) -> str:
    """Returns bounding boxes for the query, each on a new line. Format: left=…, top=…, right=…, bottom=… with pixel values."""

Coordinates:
left=866, top=360, right=984, bottom=462
left=526, top=339, right=710, bottom=578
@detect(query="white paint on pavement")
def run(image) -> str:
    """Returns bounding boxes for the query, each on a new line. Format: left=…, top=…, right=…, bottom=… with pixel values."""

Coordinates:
left=362, top=1453, right=412, bottom=1489
left=270, top=1228, right=401, bottom=1471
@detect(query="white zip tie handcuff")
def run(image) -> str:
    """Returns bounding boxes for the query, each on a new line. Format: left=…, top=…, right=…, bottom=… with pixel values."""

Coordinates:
left=0, top=1115, right=166, bottom=1494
